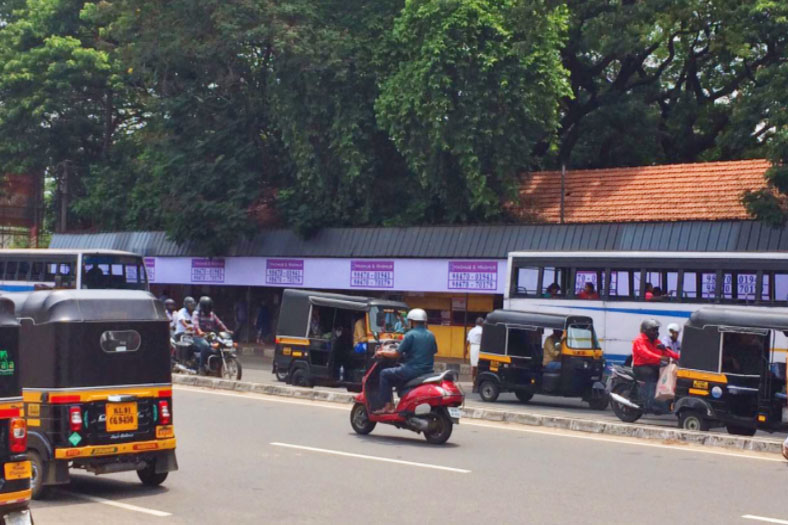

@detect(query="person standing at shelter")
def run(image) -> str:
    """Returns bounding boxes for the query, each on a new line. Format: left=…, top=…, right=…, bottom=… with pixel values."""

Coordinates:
left=465, top=317, right=484, bottom=383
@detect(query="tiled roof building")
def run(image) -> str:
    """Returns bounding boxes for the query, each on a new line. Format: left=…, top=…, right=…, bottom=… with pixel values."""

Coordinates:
left=515, top=159, right=771, bottom=223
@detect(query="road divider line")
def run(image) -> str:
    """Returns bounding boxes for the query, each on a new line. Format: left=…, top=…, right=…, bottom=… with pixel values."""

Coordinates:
left=64, top=492, right=171, bottom=517
left=270, top=442, right=471, bottom=474
left=743, top=515, right=788, bottom=524
left=175, top=386, right=349, bottom=410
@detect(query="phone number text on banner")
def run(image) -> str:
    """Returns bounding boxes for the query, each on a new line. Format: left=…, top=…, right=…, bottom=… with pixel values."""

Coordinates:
left=350, top=261, right=394, bottom=289
left=448, top=261, right=498, bottom=291
left=191, top=258, right=225, bottom=283
left=266, top=259, right=304, bottom=286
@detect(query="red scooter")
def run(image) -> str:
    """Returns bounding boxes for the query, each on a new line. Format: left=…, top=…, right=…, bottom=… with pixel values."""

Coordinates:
left=349, top=357, right=465, bottom=444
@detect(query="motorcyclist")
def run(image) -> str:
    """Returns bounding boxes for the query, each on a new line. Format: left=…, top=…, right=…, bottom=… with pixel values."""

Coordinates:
left=632, top=319, right=679, bottom=412
left=192, top=296, right=229, bottom=375
left=164, top=299, right=177, bottom=334
left=373, top=308, right=437, bottom=414
left=175, top=297, right=197, bottom=337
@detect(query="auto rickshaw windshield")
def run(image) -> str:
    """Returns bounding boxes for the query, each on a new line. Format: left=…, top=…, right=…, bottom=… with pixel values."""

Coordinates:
left=370, top=307, right=409, bottom=334
left=566, top=323, right=598, bottom=349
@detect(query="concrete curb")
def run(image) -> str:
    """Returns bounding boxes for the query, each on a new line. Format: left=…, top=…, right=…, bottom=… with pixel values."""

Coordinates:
left=173, top=374, right=784, bottom=455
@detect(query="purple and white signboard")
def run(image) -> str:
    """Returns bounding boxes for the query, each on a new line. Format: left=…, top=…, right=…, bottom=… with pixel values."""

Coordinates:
left=191, top=258, right=225, bottom=283
left=448, top=261, right=498, bottom=291
left=265, top=259, right=304, bottom=286
left=350, top=260, right=394, bottom=289
left=144, top=257, right=156, bottom=282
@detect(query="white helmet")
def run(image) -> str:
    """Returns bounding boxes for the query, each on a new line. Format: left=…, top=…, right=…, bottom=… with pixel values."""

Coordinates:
left=667, top=323, right=681, bottom=334
left=406, top=308, right=428, bottom=323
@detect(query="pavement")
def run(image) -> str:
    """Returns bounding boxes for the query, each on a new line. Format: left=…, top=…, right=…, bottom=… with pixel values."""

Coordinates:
left=28, top=386, right=788, bottom=524
left=238, top=354, right=788, bottom=445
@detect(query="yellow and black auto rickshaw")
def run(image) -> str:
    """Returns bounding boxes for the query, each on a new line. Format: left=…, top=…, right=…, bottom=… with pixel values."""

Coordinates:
left=674, top=307, right=788, bottom=436
left=0, top=298, right=32, bottom=524
left=5, top=290, right=177, bottom=498
left=274, top=289, right=409, bottom=391
left=475, top=310, right=608, bottom=409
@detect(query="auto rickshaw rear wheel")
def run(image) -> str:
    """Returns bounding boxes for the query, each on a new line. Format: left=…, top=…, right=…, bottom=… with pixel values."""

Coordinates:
left=424, top=411, right=453, bottom=445
left=514, top=390, right=534, bottom=403
left=137, top=461, right=168, bottom=486
left=678, top=410, right=710, bottom=431
left=29, top=450, right=47, bottom=500
left=725, top=424, right=756, bottom=436
left=274, top=364, right=289, bottom=382
left=478, top=380, right=499, bottom=402
left=290, top=368, right=313, bottom=388
left=350, top=403, right=376, bottom=435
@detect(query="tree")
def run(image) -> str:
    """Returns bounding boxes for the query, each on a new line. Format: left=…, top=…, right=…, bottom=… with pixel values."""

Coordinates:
left=554, top=0, right=788, bottom=169
left=375, top=0, right=570, bottom=223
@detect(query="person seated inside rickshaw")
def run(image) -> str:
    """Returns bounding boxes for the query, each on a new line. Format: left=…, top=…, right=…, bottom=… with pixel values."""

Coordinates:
left=309, top=309, right=322, bottom=338
left=543, top=329, right=563, bottom=371
left=373, top=309, right=437, bottom=414
left=721, top=333, right=765, bottom=375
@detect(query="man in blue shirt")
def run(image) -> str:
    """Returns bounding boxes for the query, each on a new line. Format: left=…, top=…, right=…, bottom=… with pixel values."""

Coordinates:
left=373, top=308, right=437, bottom=414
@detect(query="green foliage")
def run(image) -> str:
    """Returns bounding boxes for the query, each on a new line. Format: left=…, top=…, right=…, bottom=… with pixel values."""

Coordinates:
left=376, top=0, right=570, bottom=222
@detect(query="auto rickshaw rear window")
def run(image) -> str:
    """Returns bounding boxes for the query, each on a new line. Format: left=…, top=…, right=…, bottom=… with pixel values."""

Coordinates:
left=720, top=331, right=768, bottom=376
left=100, top=330, right=142, bottom=353
left=567, top=324, right=596, bottom=349
left=507, top=328, right=541, bottom=358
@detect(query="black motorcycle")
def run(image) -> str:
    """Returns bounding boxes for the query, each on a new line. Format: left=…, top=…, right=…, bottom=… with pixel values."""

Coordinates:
left=607, top=364, right=672, bottom=423
left=170, top=331, right=242, bottom=380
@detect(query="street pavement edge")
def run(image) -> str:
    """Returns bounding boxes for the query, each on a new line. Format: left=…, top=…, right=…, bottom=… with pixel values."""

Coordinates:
left=172, top=374, right=784, bottom=455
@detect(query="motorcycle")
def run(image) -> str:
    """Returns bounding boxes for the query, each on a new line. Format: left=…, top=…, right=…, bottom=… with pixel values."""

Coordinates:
left=607, top=362, right=671, bottom=423
left=170, top=331, right=242, bottom=380
left=349, top=351, right=465, bottom=444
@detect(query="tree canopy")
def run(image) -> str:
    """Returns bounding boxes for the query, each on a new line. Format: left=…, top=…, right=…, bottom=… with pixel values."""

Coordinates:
left=0, top=0, right=786, bottom=252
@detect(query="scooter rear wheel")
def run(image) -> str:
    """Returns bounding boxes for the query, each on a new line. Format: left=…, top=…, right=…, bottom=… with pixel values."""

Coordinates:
left=610, top=382, right=643, bottom=423
left=424, top=410, right=453, bottom=445
left=350, top=403, right=376, bottom=435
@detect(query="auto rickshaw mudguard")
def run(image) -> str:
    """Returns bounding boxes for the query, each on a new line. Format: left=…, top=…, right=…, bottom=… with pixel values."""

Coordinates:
left=28, top=431, right=69, bottom=485
left=154, top=450, right=179, bottom=474
left=27, top=431, right=52, bottom=461
left=476, top=371, right=501, bottom=387
left=673, top=396, right=715, bottom=418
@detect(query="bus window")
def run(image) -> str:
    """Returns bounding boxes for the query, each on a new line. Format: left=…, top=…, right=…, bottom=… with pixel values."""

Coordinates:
left=761, top=273, right=771, bottom=302
left=574, top=269, right=602, bottom=299
left=609, top=270, right=632, bottom=299
left=82, top=255, right=149, bottom=290
left=665, top=271, right=679, bottom=299
left=542, top=267, right=567, bottom=298
left=774, top=274, right=788, bottom=303
left=515, top=267, right=539, bottom=296
left=3, top=261, right=18, bottom=281
left=701, top=272, right=717, bottom=300
left=16, top=261, right=30, bottom=281
left=30, top=262, right=44, bottom=281
left=735, top=273, right=757, bottom=302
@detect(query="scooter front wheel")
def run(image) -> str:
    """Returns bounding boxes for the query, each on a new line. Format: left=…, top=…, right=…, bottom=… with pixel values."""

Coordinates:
left=424, top=410, right=453, bottom=444
left=350, top=403, right=376, bottom=435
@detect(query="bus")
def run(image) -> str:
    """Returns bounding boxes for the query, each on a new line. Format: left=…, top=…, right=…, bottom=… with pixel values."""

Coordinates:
left=505, top=251, right=788, bottom=363
left=0, top=250, right=149, bottom=292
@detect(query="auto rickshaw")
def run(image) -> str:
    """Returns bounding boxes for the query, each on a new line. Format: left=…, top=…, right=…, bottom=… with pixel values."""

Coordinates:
left=674, top=307, right=788, bottom=436
left=274, top=289, right=409, bottom=391
left=5, top=290, right=178, bottom=498
left=475, top=310, right=608, bottom=409
left=0, top=298, right=32, bottom=524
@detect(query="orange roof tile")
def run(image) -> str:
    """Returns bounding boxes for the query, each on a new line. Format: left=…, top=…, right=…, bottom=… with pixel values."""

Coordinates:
left=513, top=159, right=771, bottom=223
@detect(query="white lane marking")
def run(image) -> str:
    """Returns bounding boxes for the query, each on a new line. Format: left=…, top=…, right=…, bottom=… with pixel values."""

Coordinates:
left=743, top=515, right=788, bottom=524
left=270, top=442, right=471, bottom=474
left=463, top=419, right=786, bottom=463
left=178, top=386, right=785, bottom=463
left=65, top=492, right=171, bottom=517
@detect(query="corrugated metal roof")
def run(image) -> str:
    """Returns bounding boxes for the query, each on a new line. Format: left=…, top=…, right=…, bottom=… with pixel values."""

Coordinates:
left=48, top=221, right=788, bottom=259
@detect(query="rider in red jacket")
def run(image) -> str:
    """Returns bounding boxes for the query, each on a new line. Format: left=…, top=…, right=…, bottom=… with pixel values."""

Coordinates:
left=632, top=331, right=679, bottom=366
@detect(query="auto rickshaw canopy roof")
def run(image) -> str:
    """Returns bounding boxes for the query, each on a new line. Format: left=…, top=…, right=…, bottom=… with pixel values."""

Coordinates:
left=2, top=289, right=166, bottom=324
left=686, top=307, right=788, bottom=332
left=484, top=309, right=593, bottom=330
left=281, top=289, right=408, bottom=312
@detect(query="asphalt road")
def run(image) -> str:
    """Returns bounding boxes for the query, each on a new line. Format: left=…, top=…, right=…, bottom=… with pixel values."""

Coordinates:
left=241, top=355, right=788, bottom=439
left=27, top=385, right=788, bottom=525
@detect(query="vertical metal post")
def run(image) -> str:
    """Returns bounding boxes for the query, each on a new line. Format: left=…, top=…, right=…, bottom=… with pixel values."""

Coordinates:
left=560, top=164, right=566, bottom=224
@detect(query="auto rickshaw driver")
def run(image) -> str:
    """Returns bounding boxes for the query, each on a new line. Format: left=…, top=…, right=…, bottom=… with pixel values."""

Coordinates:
left=373, top=309, right=437, bottom=414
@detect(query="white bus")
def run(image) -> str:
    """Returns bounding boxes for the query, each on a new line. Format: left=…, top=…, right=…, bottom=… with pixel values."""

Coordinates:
left=0, top=249, right=149, bottom=292
left=505, top=251, right=788, bottom=363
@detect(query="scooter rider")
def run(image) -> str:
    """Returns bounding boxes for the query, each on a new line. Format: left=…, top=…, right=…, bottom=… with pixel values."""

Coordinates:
left=192, top=296, right=230, bottom=374
left=164, top=299, right=177, bottom=335
left=632, top=319, right=679, bottom=412
left=373, top=308, right=437, bottom=414
left=175, top=296, right=197, bottom=337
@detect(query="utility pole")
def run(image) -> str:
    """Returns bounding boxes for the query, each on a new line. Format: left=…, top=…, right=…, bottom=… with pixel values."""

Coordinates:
left=58, top=161, right=69, bottom=233
left=560, top=163, right=566, bottom=224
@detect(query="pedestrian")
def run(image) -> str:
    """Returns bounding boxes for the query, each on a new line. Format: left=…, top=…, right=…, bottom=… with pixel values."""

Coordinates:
left=661, top=323, right=681, bottom=354
left=255, top=301, right=271, bottom=344
left=466, top=317, right=484, bottom=383
left=234, top=299, right=248, bottom=341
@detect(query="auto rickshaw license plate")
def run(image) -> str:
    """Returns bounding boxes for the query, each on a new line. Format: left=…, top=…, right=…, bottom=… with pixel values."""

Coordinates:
left=4, top=461, right=31, bottom=481
left=106, top=402, right=138, bottom=432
